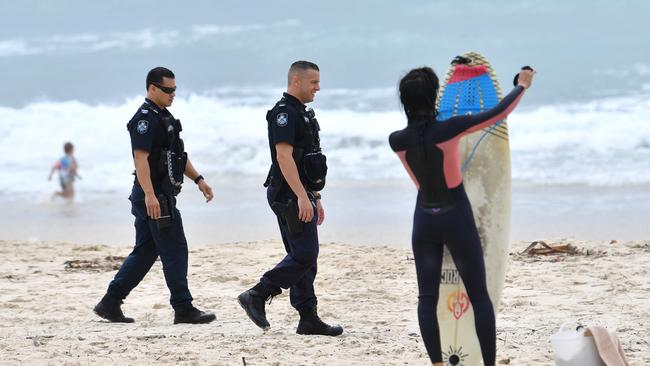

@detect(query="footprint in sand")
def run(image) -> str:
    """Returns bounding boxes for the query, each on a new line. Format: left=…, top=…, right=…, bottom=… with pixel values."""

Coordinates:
left=8, top=297, right=29, bottom=303
left=88, top=341, right=109, bottom=348
left=209, top=275, right=239, bottom=282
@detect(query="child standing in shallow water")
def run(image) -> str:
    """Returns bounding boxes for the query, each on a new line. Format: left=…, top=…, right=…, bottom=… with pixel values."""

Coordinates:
left=48, top=142, right=79, bottom=200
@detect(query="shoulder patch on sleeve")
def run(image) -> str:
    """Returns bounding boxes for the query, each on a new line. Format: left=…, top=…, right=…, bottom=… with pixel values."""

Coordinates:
left=136, top=120, right=149, bottom=134
left=276, top=113, right=289, bottom=127
left=140, top=109, right=149, bottom=114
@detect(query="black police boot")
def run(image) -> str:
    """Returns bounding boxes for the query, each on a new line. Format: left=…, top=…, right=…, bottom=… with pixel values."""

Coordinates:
left=93, top=294, right=134, bottom=323
left=237, top=282, right=277, bottom=330
left=173, top=303, right=216, bottom=324
left=296, top=306, right=343, bottom=336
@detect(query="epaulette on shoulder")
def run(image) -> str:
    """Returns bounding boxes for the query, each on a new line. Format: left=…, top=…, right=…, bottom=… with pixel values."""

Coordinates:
left=140, top=107, right=159, bottom=115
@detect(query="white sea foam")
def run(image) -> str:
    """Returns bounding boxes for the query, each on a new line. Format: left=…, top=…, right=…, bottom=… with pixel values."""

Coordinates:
left=0, top=40, right=39, bottom=57
left=1, top=92, right=649, bottom=195
left=508, top=94, right=650, bottom=185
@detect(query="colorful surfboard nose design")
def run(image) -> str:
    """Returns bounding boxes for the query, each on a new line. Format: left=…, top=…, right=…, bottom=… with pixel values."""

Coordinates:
left=438, top=65, right=500, bottom=120
left=438, top=59, right=509, bottom=174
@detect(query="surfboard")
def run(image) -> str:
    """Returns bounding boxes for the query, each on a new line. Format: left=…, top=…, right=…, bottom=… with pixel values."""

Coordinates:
left=434, top=51, right=512, bottom=366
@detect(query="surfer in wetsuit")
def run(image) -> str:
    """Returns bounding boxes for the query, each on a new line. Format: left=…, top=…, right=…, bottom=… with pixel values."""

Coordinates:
left=388, top=66, right=535, bottom=366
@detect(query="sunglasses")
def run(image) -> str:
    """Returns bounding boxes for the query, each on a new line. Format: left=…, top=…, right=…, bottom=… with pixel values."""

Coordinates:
left=153, top=83, right=176, bottom=95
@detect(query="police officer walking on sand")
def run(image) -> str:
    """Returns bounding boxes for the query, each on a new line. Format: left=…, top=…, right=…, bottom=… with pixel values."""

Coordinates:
left=94, top=67, right=216, bottom=325
left=238, top=61, right=343, bottom=336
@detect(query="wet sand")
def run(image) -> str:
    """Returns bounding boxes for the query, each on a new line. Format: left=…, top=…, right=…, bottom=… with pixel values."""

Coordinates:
left=2, top=178, right=650, bottom=247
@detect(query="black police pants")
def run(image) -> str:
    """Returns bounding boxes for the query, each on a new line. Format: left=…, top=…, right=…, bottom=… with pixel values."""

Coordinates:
left=106, top=185, right=193, bottom=307
left=261, top=186, right=318, bottom=311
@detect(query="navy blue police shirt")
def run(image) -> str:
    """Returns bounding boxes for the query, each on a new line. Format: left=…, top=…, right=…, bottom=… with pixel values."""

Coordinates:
left=127, top=98, right=178, bottom=195
left=267, top=93, right=315, bottom=180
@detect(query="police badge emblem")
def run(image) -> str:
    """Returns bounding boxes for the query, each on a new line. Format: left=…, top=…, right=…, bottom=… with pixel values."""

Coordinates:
left=276, top=113, right=288, bottom=127
left=137, top=120, right=149, bottom=134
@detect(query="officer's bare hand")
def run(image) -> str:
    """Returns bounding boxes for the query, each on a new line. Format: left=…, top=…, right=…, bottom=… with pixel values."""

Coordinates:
left=297, top=194, right=314, bottom=223
left=198, top=180, right=213, bottom=203
left=145, top=193, right=161, bottom=219
left=517, top=69, right=536, bottom=89
left=316, top=200, right=324, bottom=225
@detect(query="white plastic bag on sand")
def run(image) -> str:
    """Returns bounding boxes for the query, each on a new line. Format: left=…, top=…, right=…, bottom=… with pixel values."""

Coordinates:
left=549, top=322, right=605, bottom=366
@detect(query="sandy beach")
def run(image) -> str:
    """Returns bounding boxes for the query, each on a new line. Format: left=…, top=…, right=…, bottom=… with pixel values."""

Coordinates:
left=0, top=239, right=648, bottom=365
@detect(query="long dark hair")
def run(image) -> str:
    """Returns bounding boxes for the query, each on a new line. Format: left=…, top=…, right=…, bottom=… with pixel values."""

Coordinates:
left=399, top=67, right=439, bottom=123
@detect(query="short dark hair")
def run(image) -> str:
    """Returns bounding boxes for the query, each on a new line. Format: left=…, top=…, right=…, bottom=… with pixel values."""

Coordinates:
left=288, top=60, right=319, bottom=84
left=146, top=67, right=175, bottom=90
left=63, top=142, right=74, bottom=153
left=399, top=67, right=439, bottom=121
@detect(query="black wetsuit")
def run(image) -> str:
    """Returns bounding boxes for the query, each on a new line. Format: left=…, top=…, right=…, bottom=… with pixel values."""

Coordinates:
left=389, top=86, right=525, bottom=365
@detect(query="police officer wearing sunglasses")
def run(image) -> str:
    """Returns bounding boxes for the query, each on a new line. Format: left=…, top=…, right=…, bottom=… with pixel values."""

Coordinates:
left=238, top=61, right=343, bottom=336
left=94, top=67, right=216, bottom=324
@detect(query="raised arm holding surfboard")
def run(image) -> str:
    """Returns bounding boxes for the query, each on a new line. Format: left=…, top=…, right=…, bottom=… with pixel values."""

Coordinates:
left=389, top=54, right=535, bottom=366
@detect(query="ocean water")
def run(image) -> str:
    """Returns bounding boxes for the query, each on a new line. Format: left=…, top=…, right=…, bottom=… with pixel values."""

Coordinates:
left=2, top=92, right=650, bottom=195
left=1, top=0, right=649, bottom=107
left=1, top=1, right=649, bottom=241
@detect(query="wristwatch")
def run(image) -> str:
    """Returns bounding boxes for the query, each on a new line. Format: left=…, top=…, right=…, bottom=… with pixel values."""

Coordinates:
left=194, top=175, right=204, bottom=184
